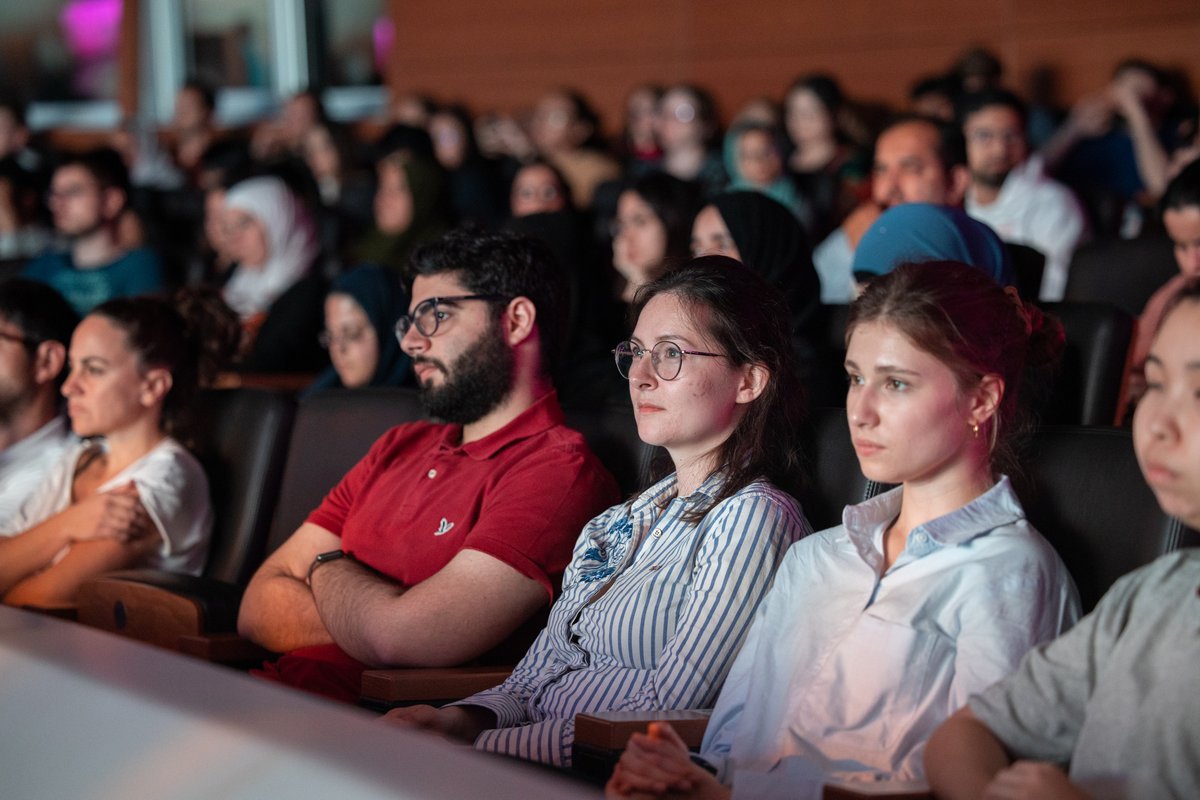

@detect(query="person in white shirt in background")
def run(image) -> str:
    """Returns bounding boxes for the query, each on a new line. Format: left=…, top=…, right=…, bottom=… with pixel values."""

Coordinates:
left=0, top=278, right=79, bottom=525
left=961, top=89, right=1089, bottom=302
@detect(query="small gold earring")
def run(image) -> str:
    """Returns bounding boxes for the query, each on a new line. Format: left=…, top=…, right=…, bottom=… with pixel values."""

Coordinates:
left=971, top=421, right=980, bottom=438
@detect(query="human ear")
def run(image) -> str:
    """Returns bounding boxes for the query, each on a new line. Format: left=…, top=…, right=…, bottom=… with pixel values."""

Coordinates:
left=502, top=296, right=538, bottom=347
left=967, top=374, right=1004, bottom=429
left=32, top=341, right=66, bottom=385
left=947, top=165, right=971, bottom=205
left=102, top=187, right=127, bottom=220
left=735, top=363, right=770, bottom=405
left=139, top=368, right=173, bottom=407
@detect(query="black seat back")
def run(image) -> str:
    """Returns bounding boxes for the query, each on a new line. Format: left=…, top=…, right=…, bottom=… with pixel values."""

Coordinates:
left=1064, top=236, right=1177, bottom=317
left=1017, top=426, right=1189, bottom=612
left=191, top=389, right=295, bottom=586
left=1039, top=302, right=1134, bottom=426
left=1006, top=242, right=1046, bottom=301
left=265, top=388, right=427, bottom=554
left=798, top=406, right=871, bottom=531
left=563, top=404, right=656, bottom=496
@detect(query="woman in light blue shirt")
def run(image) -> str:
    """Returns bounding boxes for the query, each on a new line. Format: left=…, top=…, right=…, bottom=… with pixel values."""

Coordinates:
left=609, top=261, right=1081, bottom=799
left=385, top=256, right=812, bottom=766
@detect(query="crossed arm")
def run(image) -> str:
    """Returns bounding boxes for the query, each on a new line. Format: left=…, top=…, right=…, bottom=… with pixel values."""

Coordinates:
left=1, top=483, right=153, bottom=606
left=236, top=521, right=549, bottom=666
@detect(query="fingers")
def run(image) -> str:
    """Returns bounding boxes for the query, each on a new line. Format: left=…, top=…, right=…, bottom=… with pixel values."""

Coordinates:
left=610, top=732, right=697, bottom=795
left=381, top=705, right=439, bottom=728
left=647, top=721, right=689, bottom=751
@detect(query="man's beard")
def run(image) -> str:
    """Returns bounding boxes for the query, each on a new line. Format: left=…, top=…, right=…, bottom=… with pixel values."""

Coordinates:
left=415, top=325, right=515, bottom=425
left=971, top=167, right=1010, bottom=190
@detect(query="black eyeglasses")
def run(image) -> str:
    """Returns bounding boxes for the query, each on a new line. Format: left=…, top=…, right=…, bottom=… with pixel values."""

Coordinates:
left=394, top=294, right=508, bottom=341
left=613, top=340, right=724, bottom=381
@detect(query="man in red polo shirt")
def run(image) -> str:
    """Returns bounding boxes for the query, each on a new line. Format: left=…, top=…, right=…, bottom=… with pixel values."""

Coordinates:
left=237, top=228, right=619, bottom=702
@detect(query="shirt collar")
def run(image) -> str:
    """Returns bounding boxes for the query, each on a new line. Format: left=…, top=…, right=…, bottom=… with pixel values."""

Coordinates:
left=440, top=389, right=565, bottom=461
left=844, top=475, right=1024, bottom=558
left=627, top=469, right=727, bottom=515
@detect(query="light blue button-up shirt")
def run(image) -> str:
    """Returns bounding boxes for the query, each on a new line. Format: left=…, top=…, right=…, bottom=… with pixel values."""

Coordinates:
left=701, top=476, right=1080, bottom=799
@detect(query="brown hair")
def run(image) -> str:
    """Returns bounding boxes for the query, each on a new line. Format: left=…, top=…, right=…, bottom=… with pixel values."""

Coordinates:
left=846, top=261, right=1063, bottom=474
left=633, top=255, right=806, bottom=520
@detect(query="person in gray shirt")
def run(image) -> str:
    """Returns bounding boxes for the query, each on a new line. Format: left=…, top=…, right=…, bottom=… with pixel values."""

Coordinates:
left=924, top=280, right=1200, bottom=800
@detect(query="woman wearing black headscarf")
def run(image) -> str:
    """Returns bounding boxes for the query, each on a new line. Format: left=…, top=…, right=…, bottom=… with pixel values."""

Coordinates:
left=691, top=191, right=822, bottom=362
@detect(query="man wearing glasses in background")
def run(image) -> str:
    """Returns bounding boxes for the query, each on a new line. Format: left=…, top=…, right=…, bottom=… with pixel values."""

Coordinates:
left=0, top=279, right=79, bottom=525
left=238, top=228, right=619, bottom=703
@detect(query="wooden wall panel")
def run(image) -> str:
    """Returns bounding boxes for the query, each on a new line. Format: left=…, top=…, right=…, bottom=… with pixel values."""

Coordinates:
left=387, top=0, right=1200, bottom=133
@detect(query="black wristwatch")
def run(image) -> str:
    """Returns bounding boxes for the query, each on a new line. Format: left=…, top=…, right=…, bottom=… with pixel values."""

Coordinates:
left=306, top=549, right=347, bottom=585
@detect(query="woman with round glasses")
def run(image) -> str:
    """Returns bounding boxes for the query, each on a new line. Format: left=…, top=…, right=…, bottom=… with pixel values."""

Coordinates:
left=304, top=264, right=411, bottom=396
left=385, top=256, right=811, bottom=767
left=607, top=261, right=1079, bottom=799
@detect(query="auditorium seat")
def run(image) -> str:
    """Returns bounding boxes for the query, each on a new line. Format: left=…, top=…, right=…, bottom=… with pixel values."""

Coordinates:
left=1063, top=236, right=1177, bottom=317
left=1038, top=302, right=1134, bottom=426
left=1006, top=242, right=1046, bottom=301
left=1016, top=425, right=1193, bottom=612
left=77, top=388, right=295, bottom=650
left=77, top=388, right=417, bottom=656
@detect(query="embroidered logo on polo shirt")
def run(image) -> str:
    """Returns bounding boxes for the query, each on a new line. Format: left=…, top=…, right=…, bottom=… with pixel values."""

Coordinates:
left=434, top=518, right=455, bottom=536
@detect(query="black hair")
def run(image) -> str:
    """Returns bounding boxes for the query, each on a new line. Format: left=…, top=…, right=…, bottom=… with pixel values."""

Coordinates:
left=787, top=73, right=844, bottom=117
left=0, top=279, right=79, bottom=386
left=632, top=255, right=806, bottom=519
left=92, top=288, right=240, bottom=437
left=663, top=84, right=720, bottom=147
left=620, top=171, right=701, bottom=266
left=511, top=159, right=574, bottom=210
left=56, top=147, right=131, bottom=201
left=957, top=88, right=1028, bottom=129
left=180, top=79, right=216, bottom=113
left=410, top=227, right=567, bottom=374
left=1161, top=159, right=1200, bottom=214
left=877, top=113, right=967, bottom=170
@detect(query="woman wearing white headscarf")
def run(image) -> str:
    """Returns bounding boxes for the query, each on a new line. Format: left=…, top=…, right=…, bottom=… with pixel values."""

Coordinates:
left=221, top=175, right=327, bottom=372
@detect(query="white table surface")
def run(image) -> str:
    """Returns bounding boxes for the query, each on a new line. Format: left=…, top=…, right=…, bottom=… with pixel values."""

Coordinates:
left=0, top=606, right=599, bottom=799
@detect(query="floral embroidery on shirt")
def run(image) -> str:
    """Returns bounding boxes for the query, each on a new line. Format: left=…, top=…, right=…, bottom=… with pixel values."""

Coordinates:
left=579, top=516, right=634, bottom=583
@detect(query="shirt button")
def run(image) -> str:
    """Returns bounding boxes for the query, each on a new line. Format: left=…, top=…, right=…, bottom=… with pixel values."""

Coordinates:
left=914, top=532, right=927, bottom=543
left=427, top=469, right=437, bottom=479
left=652, top=528, right=663, bottom=538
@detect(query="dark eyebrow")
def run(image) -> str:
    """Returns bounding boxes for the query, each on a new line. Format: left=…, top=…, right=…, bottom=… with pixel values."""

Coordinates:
left=1144, top=354, right=1200, bottom=371
left=844, top=358, right=920, bottom=376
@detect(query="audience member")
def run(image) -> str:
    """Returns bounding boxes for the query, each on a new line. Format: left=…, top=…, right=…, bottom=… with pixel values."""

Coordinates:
left=509, top=161, right=571, bottom=218
left=301, top=122, right=374, bottom=268
left=169, top=79, right=218, bottom=181
left=252, top=89, right=328, bottom=161
left=429, top=104, right=505, bottom=226
left=692, top=192, right=821, bottom=366
left=0, top=290, right=239, bottom=606
left=529, top=89, right=620, bottom=209
left=813, top=115, right=968, bottom=302
left=305, top=264, right=410, bottom=396
left=909, top=75, right=959, bottom=122
left=352, top=150, right=449, bottom=279
left=0, top=99, right=51, bottom=260
left=961, top=90, right=1088, bottom=300
left=1119, top=159, right=1200, bottom=422
left=925, top=279, right=1200, bottom=799
left=783, top=74, right=869, bottom=239
left=24, top=148, right=165, bottom=316
left=386, top=257, right=810, bottom=766
left=656, top=84, right=726, bottom=198
left=723, top=121, right=811, bottom=227
left=0, top=279, right=79, bottom=522
left=619, top=84, right=664, bottom=174
left=607, top=261, right=1077, bottom=799
left=221, top=175, right=326, bottom=373
left=237, top=228, right=619, bottom=703
left=852, top=203, right=1014, bottom=289
left=611, top=172, right=700, bottom=303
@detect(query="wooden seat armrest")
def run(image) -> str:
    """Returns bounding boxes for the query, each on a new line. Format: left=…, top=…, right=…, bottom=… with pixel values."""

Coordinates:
left=360, top=665, right=513, bottom=707
left=176, top=632, right=274, bottom=665
left=822, top=781, right=932, bottom=799
left=574, top=709, right=712, bottom=751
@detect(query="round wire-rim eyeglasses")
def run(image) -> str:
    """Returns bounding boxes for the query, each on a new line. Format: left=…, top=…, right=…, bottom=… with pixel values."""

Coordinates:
left=612, top=340, right=724, bottom=381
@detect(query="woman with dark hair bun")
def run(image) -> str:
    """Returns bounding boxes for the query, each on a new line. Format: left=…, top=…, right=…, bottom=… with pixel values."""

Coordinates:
left=609, top=261, right=1078, bottom=799
left=0, top=289, right=239, bottom=606
left=385, top=257, right=811, bottom=767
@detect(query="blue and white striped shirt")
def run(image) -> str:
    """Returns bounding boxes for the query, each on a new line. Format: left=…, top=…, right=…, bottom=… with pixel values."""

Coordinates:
left=454, top=471, right=811, bottom=766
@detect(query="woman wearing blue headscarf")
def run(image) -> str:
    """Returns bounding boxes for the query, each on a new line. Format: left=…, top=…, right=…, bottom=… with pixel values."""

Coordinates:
left=304, top=264, right=410, bottom=396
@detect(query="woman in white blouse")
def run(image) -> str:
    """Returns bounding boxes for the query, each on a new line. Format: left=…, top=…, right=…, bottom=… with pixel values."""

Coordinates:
left=608, top=261, right=1081, bottom=799
left=0, top=291, right=238, bottom=606
left=385, top=256, right=812, bottom=766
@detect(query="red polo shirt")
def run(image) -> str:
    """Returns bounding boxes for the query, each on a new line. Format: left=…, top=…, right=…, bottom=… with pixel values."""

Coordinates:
left=259, top=391, right=620, bottom=702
